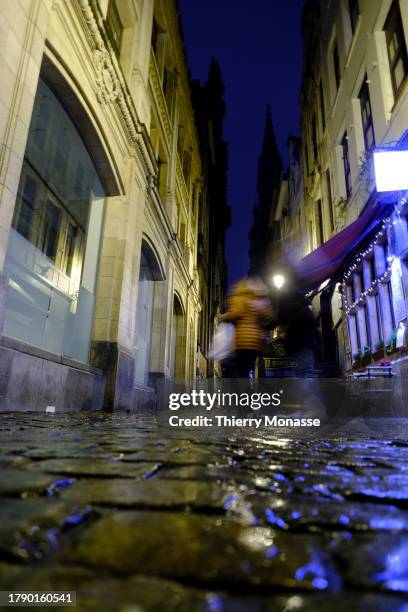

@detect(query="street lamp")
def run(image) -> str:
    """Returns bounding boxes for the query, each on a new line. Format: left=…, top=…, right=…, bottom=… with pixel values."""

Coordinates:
left=272, top=274, right=285, bottom=289
left=373, top=148, right=408, bottom=192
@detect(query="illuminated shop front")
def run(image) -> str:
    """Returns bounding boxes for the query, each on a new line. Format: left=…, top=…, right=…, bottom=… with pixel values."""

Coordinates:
left=342, top=195, right=408, bottom=370
left=2, top=78, right=105, bottom=363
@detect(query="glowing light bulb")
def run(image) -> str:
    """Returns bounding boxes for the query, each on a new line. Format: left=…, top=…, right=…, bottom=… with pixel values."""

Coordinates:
left=272, top=274, right=285, bottom=289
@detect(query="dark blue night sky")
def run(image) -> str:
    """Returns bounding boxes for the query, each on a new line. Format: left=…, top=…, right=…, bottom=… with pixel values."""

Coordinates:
left=179, top=0, right=305, bottom=285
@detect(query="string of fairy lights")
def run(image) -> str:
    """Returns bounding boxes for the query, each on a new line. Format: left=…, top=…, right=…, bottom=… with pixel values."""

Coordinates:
left=342, top=194, right=408, bottom=315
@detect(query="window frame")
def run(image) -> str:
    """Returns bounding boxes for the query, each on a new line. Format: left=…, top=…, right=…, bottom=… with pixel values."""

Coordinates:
left=106, top=0, right=123, bottom=58
left=333, top=42, right=341, bottom=91
left=341, top=133, right=352, bottom=197
left=359, top=78, right=375, bottom=152
left=319, top=81, right=326, bottom=131
left=325, top=169, right=334, bottom=232
left=311, top=115, right=318, bottom=163
left=349, top=0, right=359, bottom=35
left=384, top=0, right=408, bottom=100
left=315, top=199, right=324, bottom=246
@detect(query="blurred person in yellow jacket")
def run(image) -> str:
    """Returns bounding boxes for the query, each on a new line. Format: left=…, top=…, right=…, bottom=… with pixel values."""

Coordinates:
left=221, top=277, right=274, bottom=378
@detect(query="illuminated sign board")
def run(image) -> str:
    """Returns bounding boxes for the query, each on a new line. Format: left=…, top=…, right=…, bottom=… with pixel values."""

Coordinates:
left=373, top=149, right=408, bottom=192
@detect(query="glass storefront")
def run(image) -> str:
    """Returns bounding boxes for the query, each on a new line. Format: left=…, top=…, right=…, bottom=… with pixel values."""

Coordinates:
left=3, top=78, right=105, bottom=363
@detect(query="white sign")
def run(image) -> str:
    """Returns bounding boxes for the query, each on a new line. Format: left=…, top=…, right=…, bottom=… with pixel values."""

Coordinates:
left=391, top=258, right=407, bottom=324
left=373, top=149, right=408, bottom=192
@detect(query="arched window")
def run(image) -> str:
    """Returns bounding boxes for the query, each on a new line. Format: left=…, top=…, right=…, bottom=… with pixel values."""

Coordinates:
left=3, top=78, right=106, bottom=363
left=170, top=294, right=185, bottom=380
left=134, top=240, right=164, bottom=385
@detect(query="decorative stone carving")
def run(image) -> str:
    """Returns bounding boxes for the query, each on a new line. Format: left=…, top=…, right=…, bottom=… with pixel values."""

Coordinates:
left=147, top=174, right=156, bottom=192
left=94, top=49, right=120, bottom=103
left=77, top=0, right=156, bottom=177
left=78, top=0, right=104, bottom=50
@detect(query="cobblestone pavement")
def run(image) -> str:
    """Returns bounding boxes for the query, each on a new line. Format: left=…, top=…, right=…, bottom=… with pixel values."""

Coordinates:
left=1, top=412, right=408, bottom=611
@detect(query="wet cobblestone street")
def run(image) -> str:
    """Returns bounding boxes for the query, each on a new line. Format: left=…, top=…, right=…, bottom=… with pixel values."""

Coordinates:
left=1, top=412, right=408, bottom=611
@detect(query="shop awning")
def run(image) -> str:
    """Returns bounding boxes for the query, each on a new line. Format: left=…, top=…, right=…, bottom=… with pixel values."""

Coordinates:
left=296, top=201, right=388, bottom=290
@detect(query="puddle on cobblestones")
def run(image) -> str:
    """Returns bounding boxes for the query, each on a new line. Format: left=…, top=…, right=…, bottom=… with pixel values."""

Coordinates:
left=62, top=510, right=342, bottom=592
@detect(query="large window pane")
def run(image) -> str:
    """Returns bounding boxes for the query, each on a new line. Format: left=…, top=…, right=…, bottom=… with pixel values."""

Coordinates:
left=3, top=78, right=106, bottom=363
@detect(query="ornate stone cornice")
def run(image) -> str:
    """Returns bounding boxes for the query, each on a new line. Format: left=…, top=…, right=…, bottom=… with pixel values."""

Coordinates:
left=77, top=0, right=155, bottom=176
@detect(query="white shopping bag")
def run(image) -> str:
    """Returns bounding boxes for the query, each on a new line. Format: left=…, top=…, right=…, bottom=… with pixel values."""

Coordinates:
left=396, top=322, right=407, bottom=348
left=209, top=323, right=235, bottom=361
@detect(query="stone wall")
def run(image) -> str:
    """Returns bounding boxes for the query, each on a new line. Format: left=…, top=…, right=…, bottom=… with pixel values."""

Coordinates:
left=0, top=338, right=104, bottom=412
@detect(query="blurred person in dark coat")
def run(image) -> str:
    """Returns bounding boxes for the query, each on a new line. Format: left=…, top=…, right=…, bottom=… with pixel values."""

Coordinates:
left=221, top=277, right=274, bottom=378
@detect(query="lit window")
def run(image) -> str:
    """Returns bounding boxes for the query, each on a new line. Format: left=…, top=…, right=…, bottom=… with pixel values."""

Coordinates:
left=384, top=0, right=408, bottom=99
left=359, top=78, right=375, bottom=151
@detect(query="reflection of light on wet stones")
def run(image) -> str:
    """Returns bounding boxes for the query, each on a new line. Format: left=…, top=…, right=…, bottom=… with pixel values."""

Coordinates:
left=373, top=542, right=408, bottom=592
left=0, top=498, right=90, bottom=561
left=254, top=477, right=270, bottom=489
left=294, top=549, right=331, bottom=590
left=46, top=478, right=76, bottom=496
left=3, top=411, right=408, bottom=605
left=265, top=509, right=288, bottom=529
left=238, top=528, right=275, bottom=552
left=64, top=511, right=340, bottom=590
left=333, top=534, right=408, bottom=592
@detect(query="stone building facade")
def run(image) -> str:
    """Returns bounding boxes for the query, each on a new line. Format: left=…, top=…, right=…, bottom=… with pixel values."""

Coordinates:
left=0, top=0, right=227, bottom=410
left=293, top=0, right=408, bottom=375
left=274, top=136, right=306, bottom=266
left=192, top=60, right=230, bottom=378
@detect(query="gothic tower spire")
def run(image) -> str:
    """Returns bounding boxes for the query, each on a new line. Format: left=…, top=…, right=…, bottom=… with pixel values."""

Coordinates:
left=257, top=104, right=282, bottom=220
left=248, top=104, right=283, bottom=275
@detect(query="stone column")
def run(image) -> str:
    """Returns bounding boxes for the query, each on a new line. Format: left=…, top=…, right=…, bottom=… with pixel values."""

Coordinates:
left=91, top=159, right=148, bottom=409
left=0, top=0, right=51, bottom=329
